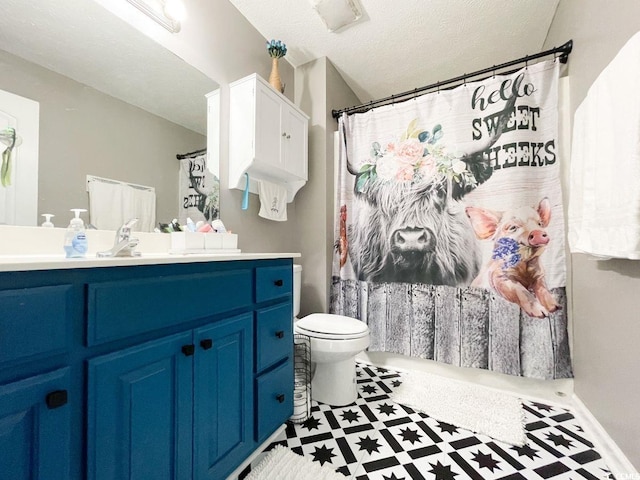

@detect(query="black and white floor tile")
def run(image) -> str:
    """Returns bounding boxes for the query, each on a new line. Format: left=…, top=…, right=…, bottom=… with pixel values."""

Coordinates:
left=249, top=363, right=613, bottom=480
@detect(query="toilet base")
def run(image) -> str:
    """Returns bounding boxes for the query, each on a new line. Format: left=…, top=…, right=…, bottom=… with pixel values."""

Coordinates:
left=310, top=358, right=357, bottom=406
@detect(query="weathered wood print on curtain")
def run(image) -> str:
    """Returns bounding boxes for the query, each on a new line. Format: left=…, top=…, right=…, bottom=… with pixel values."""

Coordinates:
left=331, top=61, right=572, bottom=379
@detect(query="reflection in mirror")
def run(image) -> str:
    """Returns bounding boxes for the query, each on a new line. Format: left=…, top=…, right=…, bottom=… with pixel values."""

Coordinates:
left=0, top=1, right=219, bottom=231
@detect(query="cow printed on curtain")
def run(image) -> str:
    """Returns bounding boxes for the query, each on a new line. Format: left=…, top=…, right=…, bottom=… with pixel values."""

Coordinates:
left=331, top=60, right=572, bottom=380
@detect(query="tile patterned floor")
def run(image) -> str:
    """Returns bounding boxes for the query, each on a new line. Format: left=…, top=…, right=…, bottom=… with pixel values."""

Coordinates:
left=248, top=363, right=614, bottom=480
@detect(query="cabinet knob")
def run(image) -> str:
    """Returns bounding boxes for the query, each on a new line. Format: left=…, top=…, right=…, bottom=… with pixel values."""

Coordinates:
left=276, top=394, right=285, bottom=403
left=286, top=134, right=291, bottom=139
left=275, top=330, right=284, bottom=339
left=200, top=339, right=213, bottom=350
left=181, top=344, right=195, bottom=356
left=274, top=279, right=284, bottom=287
left=282, top=132, right=287, bottom=137
left=46, top=390, right=68, bottom=409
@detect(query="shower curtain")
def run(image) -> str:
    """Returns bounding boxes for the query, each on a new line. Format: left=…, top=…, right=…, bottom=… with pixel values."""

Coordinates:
left=331, top=60, right=572, bottom=379
left=178, top=152, right=219, bottom=224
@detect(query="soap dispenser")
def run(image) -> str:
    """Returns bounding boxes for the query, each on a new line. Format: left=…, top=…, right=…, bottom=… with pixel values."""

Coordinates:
left=64, top=209, right=88, bottom=258
left=41, top=214, right=55, bottom=228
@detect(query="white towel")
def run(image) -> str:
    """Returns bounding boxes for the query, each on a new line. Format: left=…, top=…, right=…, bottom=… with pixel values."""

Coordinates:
left=88, top=180, right=125, bottom=231
left=122, top=185, right=156, bottom=233
left=568, top=31, right=640, bottom=259
left=258, top=180, right=287, bottom=221
left=88, top=180, right=156, bottom=232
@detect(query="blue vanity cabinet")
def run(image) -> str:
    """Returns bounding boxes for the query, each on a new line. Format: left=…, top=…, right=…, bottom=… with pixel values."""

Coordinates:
left=0, top=257, right=293, bottom=480
left=0, top=367, right=71, bottom=480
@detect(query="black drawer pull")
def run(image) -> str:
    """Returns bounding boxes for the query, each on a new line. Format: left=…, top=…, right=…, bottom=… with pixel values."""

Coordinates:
left=181, top=344, right=195, bottom=356
left=46, top=390, right=68, bottom=409
left=274, top=279, right=284, bottom=287
left=200, top=339, right=213, bottom=350
left=275, top=330, right=284, bottom=339
left=276, top=394, right=285, bottom=403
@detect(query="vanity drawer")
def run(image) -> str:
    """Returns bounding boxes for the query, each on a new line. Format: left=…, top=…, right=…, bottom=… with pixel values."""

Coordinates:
left=255, top=266, right=292, bottom=303
left=87, top=269, right=252, bottom=346
left=255, top=360, right=293, bottom=442
left=0, top=285, right=71, bottom=365
left=255, top=303, right=293, bottom=372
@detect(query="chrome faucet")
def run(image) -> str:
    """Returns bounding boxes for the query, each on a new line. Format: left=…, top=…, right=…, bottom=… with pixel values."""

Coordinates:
left=96, top=218, right=141, bottom=257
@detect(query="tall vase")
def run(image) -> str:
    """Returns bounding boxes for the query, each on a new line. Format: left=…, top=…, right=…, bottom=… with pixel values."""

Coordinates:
left=269, top=57, right=283, bottom=93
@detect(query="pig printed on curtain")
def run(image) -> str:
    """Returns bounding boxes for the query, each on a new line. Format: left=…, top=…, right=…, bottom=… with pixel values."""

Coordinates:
left=331, top=60, right=572, bottom=379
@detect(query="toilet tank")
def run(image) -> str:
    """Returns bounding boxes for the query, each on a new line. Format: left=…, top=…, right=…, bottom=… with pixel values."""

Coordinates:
left=293, top=264, right=302, bottom=317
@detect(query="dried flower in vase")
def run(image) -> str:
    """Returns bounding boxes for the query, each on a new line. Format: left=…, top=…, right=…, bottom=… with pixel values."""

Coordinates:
left=266, top=39, right=287, bottom=58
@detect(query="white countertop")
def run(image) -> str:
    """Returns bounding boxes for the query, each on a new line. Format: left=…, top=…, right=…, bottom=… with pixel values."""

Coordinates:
left=0, top=225, right=299, bottom=272
left=0, top=252, right=300, bottom=272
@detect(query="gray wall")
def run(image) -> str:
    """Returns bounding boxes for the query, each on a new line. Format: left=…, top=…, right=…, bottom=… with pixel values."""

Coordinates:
left=293, top=58, right=360, bottom=315
left=212, top=0, right=297, bottom=253
left=545, top=0, right=640, bottom=468
left=0, top=49, right=205, bottom=227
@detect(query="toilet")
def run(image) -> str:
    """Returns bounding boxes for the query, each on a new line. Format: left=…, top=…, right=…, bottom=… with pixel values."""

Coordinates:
left=293, top=264, right=370, bottom=406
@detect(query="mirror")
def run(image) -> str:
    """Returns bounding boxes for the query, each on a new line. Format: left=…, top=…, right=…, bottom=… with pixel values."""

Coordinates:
left=0, top=0, right=219, bottom=230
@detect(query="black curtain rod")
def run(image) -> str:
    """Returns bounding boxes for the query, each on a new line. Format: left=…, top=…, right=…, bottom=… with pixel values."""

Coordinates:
left=332, top=39, right=573, bottom=119
left=176, top=148, right=207, bottom=160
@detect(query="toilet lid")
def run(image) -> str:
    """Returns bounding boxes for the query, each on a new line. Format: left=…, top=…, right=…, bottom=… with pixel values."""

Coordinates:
left=295, top=313, right=369, bottom=340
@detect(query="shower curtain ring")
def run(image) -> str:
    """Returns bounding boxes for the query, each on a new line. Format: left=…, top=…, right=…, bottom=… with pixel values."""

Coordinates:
left=463, top=75, right=467, bottom=87
left=391, top=94, right=395, bottom=105
left=437, top=82, right=440, bottom=94
left=413, top=88, right=418, bottom=100
left=492, top=66, right=496, bottom=79
left=525, top=56, right=529, bottom=70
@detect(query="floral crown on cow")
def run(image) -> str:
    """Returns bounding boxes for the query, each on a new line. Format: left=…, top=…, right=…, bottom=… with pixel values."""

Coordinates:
left=354, top=120, right=476, bottom=194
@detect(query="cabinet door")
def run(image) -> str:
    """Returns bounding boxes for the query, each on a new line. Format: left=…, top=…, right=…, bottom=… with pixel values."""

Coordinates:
left=193, top=314, right=253, bottom=480
left=282, top=105, right=308, bottom=180
left=0, top=367, right=70, bottom=480
left=255, top=360, right=293, bottom=443
left=255, top=84, right=283, bottom=169
left=88, top=332, right=193, bottom=480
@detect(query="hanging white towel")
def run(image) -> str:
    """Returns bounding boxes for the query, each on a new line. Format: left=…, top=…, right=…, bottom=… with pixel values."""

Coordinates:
left=568, top=31, right=640, bottom=259
left=258, top=180, right=287, bottom=221
left=122, top=185, right=156, bottom=233
left=88, top=179, right=156, bottom=232
left=88, top=180, right=125, bottom=231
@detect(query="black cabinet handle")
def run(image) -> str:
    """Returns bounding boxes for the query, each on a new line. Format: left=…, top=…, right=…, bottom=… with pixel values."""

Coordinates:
left=276, top=394, right=285, bottom=403
left=275, top=330, right=284, bottom=339
left=200, top=339, right=213, bottom=350
left=274, top=279, right=284, bottom=287
left=46, top=390, right=68, bottom=409
left=181, top=344, right=195, bottom=356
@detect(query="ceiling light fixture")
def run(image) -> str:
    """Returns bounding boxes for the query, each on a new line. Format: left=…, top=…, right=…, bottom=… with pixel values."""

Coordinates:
left=309, top=0, right=362, bottom=33
left=125, top=0, right=186, bottom=33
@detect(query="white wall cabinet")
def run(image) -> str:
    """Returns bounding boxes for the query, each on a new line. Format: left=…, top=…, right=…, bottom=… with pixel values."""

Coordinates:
left=228, top=74, right=308, bottom=203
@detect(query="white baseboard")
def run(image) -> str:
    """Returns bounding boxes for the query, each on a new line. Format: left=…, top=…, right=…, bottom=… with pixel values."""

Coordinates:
left=571, top=394, right=638, bottom=479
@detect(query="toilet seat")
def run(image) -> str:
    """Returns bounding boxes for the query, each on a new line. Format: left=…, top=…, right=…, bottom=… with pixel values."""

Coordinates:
left=295, top=313, right=369, bottom=340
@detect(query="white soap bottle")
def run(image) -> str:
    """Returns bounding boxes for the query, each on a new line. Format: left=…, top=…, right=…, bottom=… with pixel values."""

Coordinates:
left=64, top=209, right=88, bottom=258
left=41, top=214, right=55, bottom=228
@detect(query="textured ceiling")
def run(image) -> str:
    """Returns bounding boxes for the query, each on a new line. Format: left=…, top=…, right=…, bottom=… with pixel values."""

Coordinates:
left=0, top=0, right=216, bottom=134
left=228, top=0, right=561, bottom=103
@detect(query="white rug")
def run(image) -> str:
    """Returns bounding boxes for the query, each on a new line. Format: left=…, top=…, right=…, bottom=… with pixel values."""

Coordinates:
left=245, top=445, right=345, bottom=480
left=390, top=370, right=527, bottom=446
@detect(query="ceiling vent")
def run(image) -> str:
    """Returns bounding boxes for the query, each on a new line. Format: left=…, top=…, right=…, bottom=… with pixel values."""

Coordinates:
left=309, top=0, right=363, bottom=33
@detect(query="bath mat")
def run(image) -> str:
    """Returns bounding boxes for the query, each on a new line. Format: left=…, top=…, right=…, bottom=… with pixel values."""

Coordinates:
left=390, top=370, right=526, bottom=446
left=245, top=445, right=344, bottom=480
